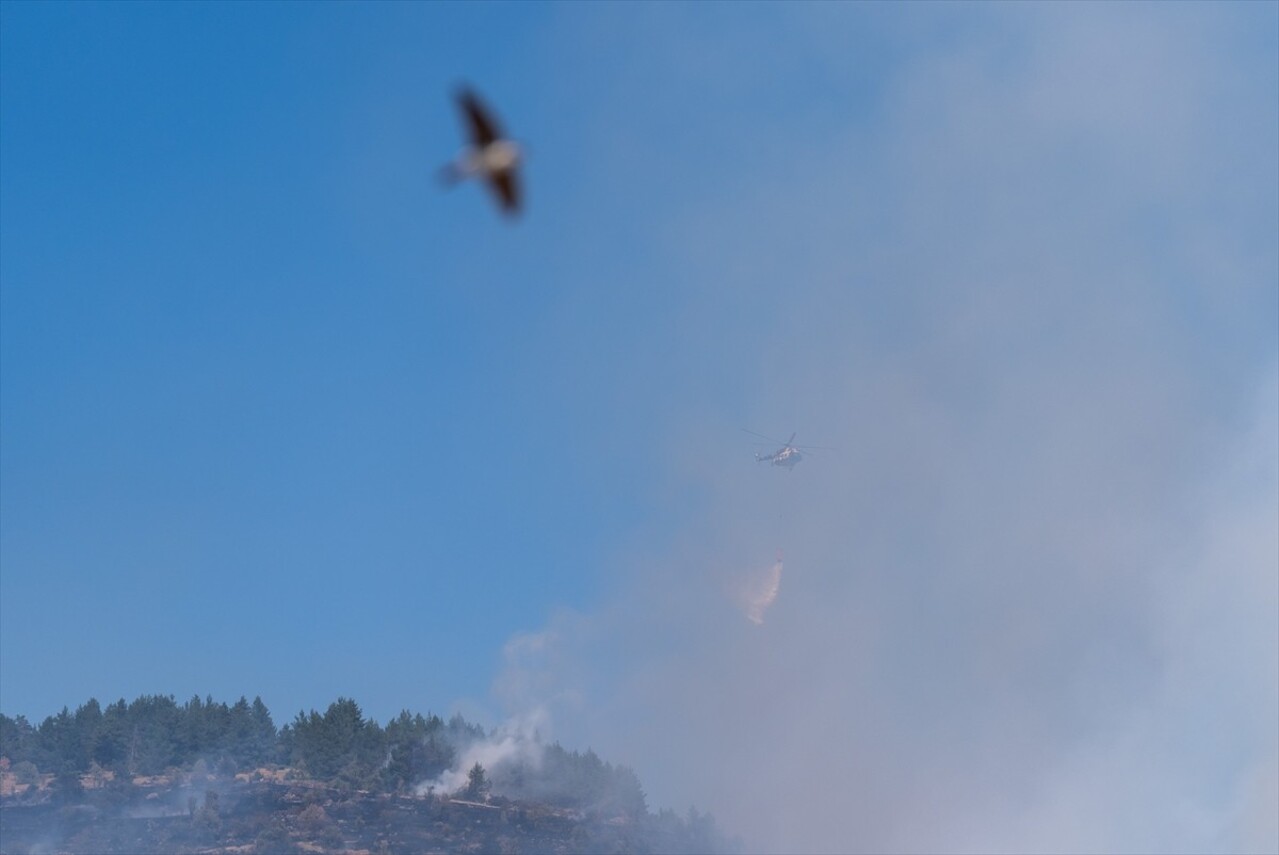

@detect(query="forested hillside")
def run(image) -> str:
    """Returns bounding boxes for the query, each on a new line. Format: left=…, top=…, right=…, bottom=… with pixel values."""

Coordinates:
left=0, top=695, right=735, bottom=854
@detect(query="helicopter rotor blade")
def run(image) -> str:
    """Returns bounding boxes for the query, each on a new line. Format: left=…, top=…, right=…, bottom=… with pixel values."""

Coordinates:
left=741, top=428, right=787, bottom=445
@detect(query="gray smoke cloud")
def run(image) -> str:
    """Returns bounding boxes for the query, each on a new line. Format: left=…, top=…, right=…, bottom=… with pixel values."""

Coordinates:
left=417, top=710, right=549, bottom=797
left=497, top=5, right=1277, bottom=852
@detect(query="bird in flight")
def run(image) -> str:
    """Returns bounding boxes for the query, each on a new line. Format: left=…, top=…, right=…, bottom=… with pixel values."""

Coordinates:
left=440, top=86, right=523, bottom=217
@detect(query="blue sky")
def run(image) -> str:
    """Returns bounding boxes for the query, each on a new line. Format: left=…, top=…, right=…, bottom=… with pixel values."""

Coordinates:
left=0, top=1, right=897, bottom=720
left=1, top=1, right=672, bottom=717
left=3, top=3, right=1277, bottom=852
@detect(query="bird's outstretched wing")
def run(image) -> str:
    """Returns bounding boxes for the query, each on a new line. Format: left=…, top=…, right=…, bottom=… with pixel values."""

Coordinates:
left=486, top=170, right=521, bottom=215
left=456, top=88, right=502, bottom=147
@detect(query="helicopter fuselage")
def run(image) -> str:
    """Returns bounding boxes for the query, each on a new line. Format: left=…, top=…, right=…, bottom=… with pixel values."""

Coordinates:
left=757, top=447, right=802, bottom=468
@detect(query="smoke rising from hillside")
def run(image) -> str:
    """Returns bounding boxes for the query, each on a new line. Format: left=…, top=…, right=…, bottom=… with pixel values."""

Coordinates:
left=417, top=710, right=548, bottom=796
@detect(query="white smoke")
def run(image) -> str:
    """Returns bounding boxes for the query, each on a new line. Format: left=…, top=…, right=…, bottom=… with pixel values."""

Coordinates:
left=418, top=708, right=549, bottom=797
left=417, top=626, right=587, bottom=798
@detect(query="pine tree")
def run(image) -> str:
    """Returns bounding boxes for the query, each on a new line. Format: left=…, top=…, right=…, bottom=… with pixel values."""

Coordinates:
left=464, top=762, right=490, bottom=801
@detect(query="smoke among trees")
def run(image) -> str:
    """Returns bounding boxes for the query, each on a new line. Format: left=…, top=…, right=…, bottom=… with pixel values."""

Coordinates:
left=1, top=693, right=699, bottom=827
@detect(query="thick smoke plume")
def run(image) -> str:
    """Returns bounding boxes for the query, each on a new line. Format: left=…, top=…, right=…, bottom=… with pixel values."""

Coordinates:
left=493, top=5, right=1278, bottom=853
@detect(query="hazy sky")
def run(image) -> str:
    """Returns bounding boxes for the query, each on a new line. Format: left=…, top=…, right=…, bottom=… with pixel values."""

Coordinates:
left=2, top=3, right=1276, bottom=853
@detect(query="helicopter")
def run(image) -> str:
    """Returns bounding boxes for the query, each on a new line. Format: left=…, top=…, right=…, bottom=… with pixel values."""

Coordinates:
left=742, top=430, right=834, bottom=470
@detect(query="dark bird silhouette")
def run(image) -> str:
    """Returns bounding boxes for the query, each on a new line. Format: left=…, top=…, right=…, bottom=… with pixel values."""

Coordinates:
left=440, top=87, right=523, bottom=216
